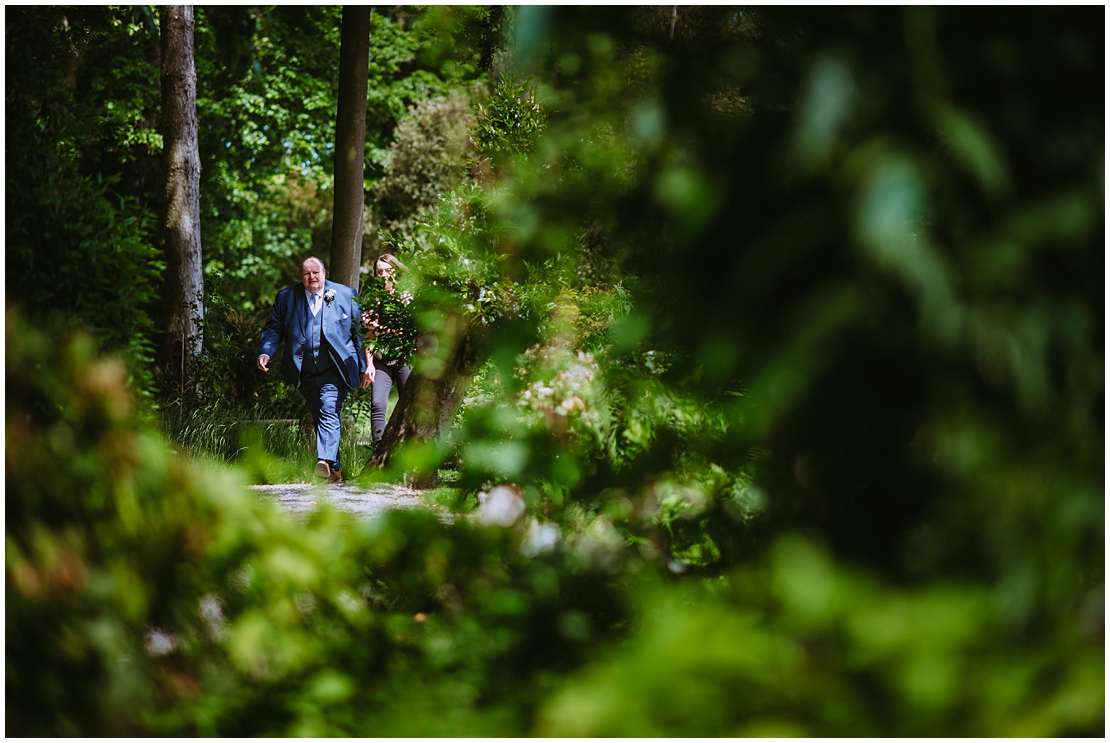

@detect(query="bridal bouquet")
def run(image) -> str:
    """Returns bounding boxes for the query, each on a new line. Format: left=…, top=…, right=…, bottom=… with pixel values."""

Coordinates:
left=357, top=275, right=418, bottom=363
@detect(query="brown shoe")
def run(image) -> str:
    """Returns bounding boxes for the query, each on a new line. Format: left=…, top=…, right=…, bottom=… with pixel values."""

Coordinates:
left=327, top=469, right=342, bottom=484
left=315, top=460, right=331, bottom=479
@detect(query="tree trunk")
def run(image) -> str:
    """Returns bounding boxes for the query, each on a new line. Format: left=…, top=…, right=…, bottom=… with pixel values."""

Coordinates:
left=369, top=314, right=486, bottom=487
left=160, top=5, right=203, bottom=395
left=330, top=6, right=371, bottom=290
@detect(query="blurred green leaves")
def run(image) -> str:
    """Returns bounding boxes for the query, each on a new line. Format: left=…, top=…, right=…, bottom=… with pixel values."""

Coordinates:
left=537, top=533, right=1102, bottom=737
left=5, top=9, right=165, bottom=398
left=792, top=56, right=856, bottom=169
left=929, top=103, right=1011, bottom=199
left=7, top=311, right=631, bottom=735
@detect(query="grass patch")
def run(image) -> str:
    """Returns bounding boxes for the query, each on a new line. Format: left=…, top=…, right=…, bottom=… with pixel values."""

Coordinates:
left=161, top=403, right=376, bottom=484
left=421, top=486, right=475, bottom=513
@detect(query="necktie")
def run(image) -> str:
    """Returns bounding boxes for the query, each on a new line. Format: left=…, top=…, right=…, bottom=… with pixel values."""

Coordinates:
left=311, top=293, right=321, bottom=316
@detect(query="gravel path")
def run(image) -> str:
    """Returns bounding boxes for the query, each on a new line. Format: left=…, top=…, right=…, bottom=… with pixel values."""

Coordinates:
left=252, top=480, right=453, bottom=523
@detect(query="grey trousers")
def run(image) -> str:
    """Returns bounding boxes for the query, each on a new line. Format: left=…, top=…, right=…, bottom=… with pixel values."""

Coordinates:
left=371, top=361, right=411, bottom=443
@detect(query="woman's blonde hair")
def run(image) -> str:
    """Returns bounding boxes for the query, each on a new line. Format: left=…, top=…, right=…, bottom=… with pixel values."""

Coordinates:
left=374, top=253, right=407, bottom=276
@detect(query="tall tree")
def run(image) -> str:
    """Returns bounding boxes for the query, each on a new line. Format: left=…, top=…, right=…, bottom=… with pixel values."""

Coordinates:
left=330, top=6, right=371, bottom=290
left=160, top=5, right=203, bottom=394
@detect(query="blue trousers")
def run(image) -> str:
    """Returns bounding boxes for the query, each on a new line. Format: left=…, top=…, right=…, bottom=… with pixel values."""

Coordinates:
left=299, top=366, right=348, bottom=471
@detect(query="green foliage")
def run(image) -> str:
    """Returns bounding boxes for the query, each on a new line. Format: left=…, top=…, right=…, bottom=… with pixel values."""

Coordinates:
left=194, top=6, right=494, bottom=310
left=538, top=537, right=1103, bottom=736
left=370, top=89, right=475, bottom=247
left=6, top=5, right=1103, bottom=737
left=420, top=486, right=473, bottom=513
left=6, top=313, right=627, bottom=735
left=194, top=6, right=345, bottom=309
left=361, top=8, right=1101, bottom=732
left=366, top=93, right=745, bottom=562
left=8, top=313, right=1100, bottom=735
left=441, top=5, right=1104, bottom=580
left=408, top=6, right=511, bottom=82
left=5, top=164, right=163, bottom=397
left=7, top=309, right=240, bottom=735
left=366, top=93, right=762, bottom=565
left=6, top=6, right=165, bottom=401
left=469, top=77, right=548, bottom=173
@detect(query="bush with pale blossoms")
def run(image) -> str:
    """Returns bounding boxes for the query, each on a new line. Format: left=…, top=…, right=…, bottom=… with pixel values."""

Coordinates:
left=515, top=342, right=607, bottom=449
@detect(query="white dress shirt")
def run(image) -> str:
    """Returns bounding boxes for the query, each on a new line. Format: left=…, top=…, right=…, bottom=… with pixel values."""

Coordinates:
left=306, top=288, right=322, bottom=316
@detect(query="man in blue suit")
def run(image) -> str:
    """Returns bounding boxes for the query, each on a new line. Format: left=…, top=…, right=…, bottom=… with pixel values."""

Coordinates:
left=257, top=256, right=370, bottom=482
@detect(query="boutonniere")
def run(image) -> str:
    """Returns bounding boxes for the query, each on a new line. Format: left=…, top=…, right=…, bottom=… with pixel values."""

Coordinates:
left=324, top=289, right=336, bottom=306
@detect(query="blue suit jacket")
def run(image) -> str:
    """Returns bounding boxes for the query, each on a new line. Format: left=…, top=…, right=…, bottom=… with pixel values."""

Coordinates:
left=258, top=280, right=365, bottom=390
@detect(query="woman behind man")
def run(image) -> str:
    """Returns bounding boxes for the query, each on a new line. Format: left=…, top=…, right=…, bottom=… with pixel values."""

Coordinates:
left=363, top=254, right=412, bottom=444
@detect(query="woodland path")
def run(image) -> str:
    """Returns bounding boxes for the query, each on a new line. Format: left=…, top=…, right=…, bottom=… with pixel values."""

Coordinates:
left=251, top=480, right=452, bottom=523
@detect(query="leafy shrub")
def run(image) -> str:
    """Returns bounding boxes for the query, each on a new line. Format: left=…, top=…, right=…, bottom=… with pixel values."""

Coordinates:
left=9, top=311, right=1100, bottom=736
left=7, top=307, right=241, bottom=734
left=370, top=89, right=475, bottom=249
left=468, top=77, right=547, bottom=174
left=6, top=7, right=165, bottom=402
left=6, top=133, right=163, bottom=401
left=5, top=311, right=627, bottom=736
left=537, top=536, right=1104, bottom=737
left=169, top=273, right=302, bottom=413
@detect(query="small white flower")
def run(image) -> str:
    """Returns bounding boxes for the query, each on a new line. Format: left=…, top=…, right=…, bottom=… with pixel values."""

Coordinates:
left=143, top=628, right=178, bottom=657
left=521, top=520, right=561, bottom=557
left=477, top=485, right=526, bottom=527
left=324, top=289, right=336, bottom=306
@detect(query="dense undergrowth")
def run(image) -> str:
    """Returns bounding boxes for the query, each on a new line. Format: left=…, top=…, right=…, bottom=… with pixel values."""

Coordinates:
left=8, top=310, right=1101, bottom=735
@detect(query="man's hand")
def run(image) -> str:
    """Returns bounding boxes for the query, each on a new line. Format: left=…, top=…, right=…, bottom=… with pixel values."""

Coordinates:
left=257, top=354, right=270, bottom=372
